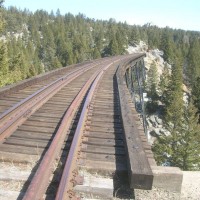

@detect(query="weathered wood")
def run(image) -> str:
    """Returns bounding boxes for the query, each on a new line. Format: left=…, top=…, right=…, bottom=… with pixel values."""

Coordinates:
left=88, top=127, right=123, bottom=134
left=116, top=54, right=153, bottom=190
left=90, top=117, right=122, bottom=124
left=87, top=119, right=123, bottom=127
left=152, top=166, right=183, bottom=192
left=12, top=130, right=53, bottom=140
left=75, top=174, right=114, bottom=199
left=84, top=131, right=124, bottom=139
left=83, top=137, right=124, bottom=147
left=79, top=159, right=127, bottom=174
left=0, top=144, right=45, bottom=155
left=82, top=145, right=126, bottom=155
left=88, top=112, right=121, bottom=119
left=17, top=125, right=56, bottom=133
left=80, top=152, right=127, bottom=163
left=0, top=61, right=86, bottom=98
left=0, top=151, right=39, bottom=163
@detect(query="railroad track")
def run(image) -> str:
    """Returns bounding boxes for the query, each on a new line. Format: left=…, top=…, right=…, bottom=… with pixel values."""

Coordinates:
left=0, top=54, right=154, bottom=200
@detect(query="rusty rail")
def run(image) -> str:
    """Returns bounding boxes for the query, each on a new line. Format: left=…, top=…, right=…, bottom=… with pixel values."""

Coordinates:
left=0, top=62, right=99, bottom=142
left=55, top=61, right=116, bottom=200
left=22, top=60, right=117, bottom=200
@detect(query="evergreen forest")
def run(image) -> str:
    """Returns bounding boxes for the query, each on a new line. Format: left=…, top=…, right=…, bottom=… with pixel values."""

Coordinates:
left=0, top=2, right=200, bottom=170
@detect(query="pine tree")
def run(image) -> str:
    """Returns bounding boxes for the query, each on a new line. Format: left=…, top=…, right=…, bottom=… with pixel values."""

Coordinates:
left=192, top=77, right=200, bottom=119
left=0, top=2, right=11, bottom=87
left=0, top=0, right=4, bottom=33
left=146, top=61, right=159, bottom=100
left=9, top=52, right=23, bottom=82
left=164, top=59, right=183, bottom=140
left=147, top=25, right=161, bottom=49
left=52, top=56, right=62, bottom=69
left=116, top=28, right=127, bottom=54
left=187, top=37, right=200, bottom=85
left=160, top=29, right=174, bottom=64
left=93, top=47, right=101, bottom=59
left=152, top=100, right=200, bottom=171
left=94, top=29, right=104, bottom=54
left=152, top=58, right=184, bottom=167
left=159, top=63, right=170, bottom=97
left=179, top=99, right=200, bottom=170
left=129, top=26, right=140, bottom=45
left=145, top=61, right=159, bottom=114
left=108, top=36, right=119, bottom=56
left=66, top=49, right=73, bottom=65
left=0, top=43, right=10, bottom=86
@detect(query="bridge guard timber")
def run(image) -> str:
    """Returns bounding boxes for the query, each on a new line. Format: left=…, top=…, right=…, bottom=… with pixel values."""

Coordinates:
left=116, top=53, right=153, bottom=190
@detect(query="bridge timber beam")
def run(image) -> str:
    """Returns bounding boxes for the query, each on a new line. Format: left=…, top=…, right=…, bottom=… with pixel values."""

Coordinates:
left=117, top=53, right=183, bottom=192
left=117, top=53, right=153, bottom=189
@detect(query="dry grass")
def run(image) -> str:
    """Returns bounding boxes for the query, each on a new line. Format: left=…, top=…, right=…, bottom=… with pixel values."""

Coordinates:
left=0, top=157, right=37, bottom=171
left=0, top=180, right=24, bottom=191
left=0, top=157, right=37, bottom=193
left=79, top=169, right=112, bottom=179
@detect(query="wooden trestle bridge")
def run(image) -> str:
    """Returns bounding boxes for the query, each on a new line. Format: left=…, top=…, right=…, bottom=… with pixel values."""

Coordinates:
left=0, top=54, right=182, bottom=199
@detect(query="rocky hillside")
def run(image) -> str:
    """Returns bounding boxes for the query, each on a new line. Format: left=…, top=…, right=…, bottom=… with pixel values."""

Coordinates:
left=127, top=42, right=169, bottom=144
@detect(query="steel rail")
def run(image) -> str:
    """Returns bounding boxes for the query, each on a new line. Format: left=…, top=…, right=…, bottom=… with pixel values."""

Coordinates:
left=55, top=61, right=118, bottom=200
left=0, top=66, right=83, bottom=122
left=0, top=62, right=100, bottom=142
left=22, top=60, right=116, bottom=200
left=0, top=62, right=97, bottom=122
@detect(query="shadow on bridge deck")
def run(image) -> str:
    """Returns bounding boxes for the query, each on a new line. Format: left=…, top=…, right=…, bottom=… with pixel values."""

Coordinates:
left=112, top=73, right=135, bottom=199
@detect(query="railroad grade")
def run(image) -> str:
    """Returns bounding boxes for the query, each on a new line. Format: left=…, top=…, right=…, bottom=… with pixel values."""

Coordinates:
left=81, top=65, right=126, bottom=170
left=0, top=54, right=155, bottom=200
left=0, top=56, right=130, bottom=200
left=0, top=60, right=101, bottom=115
left=76, top=63, right=133, bottom=199
left=0, top=53, right=184, bottom=200
left=0, top=66, right=76, bottom=115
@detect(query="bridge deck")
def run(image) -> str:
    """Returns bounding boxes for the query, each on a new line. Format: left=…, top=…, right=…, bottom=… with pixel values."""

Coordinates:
left=0, top=54, right=182, bottom=199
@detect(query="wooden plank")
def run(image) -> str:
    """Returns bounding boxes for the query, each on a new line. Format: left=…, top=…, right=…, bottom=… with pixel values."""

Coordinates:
left=0, top=144, right=45, bottom=155
left=38, top=106, right=68, bottom=112
left=152, top=166, right=183, bottom=192
left=92, top=105, right=120, bottom=111
left=75, top=175, right=114, bottom=199
left=79, top=159, right=127, bottom=175
left=31, top=112, right=63, bottom=118
left=89, top=126, right=123, bottom=134
left=23, top=120, right=59, bottom=128
left=84, top=131, right=124, bottom=140
left=92, top=99, right=119, bottom=104
left=12, top=130, right=53, bottom=140
left=81, top=152, right=127, bottom=163
left=35, top=109, right=65, bottom=114
left=89, top=117, right=122, bottom=124
left=17, top=124, right=56, bottom=133
left=89, top=108, right=120, bottom=114
left=0, top=62, right=77, bottom=98
left=4, top=137, right=50, bottom=148
left=89, top=121, right=123, bottom=129
left=28, top=115, right=60, bottom=122
left=83, top=137, right=124, bottom=147
left=0, top=151, right=39, bottom=163
left=116, top=56, right=153, bottom=190
left=88, top=112, right=121, bottom=119
left=81, top=145, right=126, bottom=155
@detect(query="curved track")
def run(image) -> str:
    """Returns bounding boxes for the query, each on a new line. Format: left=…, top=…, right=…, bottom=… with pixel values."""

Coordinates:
left=0, top=54, right=152, bottom=200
